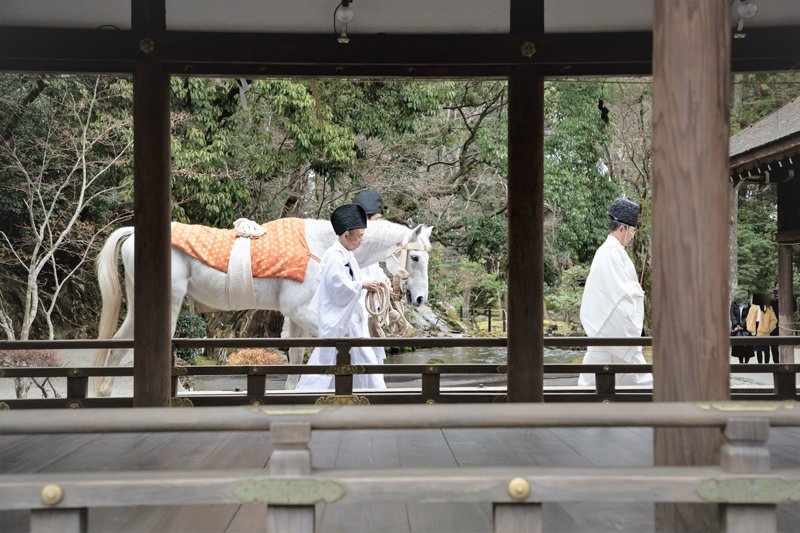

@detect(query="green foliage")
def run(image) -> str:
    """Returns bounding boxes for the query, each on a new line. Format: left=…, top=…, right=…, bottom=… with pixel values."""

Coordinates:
left=544, top=81, right=619, bottom=268
left=427, top=245, right=454, bottom=307
left=427, top=244, right=505, bottom=310
left=545, top=264, right=589, bottom=328
left=322, top=81, right=451, bottom=140
left=169, top=78, right=252, bottom=225
left=737, top=186, right=777, bottom=295
left=451, top=213, right=507, bottom=274
left=731, top=73, right=800, bottom=134
left=174, top=313, right=207, bottom=364
left=6, top=71, right=796, bottom=342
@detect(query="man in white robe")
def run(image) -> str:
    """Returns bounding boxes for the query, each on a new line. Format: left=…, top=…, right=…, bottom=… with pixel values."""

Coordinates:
left=297, top=203, right=386, bottom=390
left=354, top=189, right=391, bottom=363
left=578, top=197, right=653, bottom=387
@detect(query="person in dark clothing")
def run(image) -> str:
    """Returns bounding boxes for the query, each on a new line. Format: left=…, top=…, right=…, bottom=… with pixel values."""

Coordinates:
left=730, top=298, right=752, bottom=364
left=730, top=299, right=743, bottom=330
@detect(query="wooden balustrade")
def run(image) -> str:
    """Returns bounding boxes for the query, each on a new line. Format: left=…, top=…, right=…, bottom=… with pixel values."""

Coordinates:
left=1, top=403, right=799, bottom=532
left=1, top=338, right=798, bottom=408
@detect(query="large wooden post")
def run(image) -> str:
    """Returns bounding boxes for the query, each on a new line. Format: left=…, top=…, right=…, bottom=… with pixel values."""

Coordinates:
left=652, top=0, right=731, bottom=530
left=776, top=172, right=799, bottom=363
left=133, top=0, right=172, bottom=407
left=777, top=245, right=793, bottom=363
left=506, top=66, right=544, bottom=402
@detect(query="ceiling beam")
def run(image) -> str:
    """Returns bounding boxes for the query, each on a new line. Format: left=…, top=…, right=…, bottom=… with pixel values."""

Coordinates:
left=0, top=26, right=797, bottom=76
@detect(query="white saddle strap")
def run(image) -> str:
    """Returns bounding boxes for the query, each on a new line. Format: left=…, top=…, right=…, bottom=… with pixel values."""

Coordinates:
left=226, top=238, right=257, bottom=309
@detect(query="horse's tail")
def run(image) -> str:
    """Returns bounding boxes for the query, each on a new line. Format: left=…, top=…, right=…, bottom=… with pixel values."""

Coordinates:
left=94, top=226, right=134, bottom=369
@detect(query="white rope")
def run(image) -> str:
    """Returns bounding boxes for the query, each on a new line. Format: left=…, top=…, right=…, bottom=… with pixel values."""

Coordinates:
left=778, top=323, right=800, bottom=334
left=365, top=274, right=411, bottom=337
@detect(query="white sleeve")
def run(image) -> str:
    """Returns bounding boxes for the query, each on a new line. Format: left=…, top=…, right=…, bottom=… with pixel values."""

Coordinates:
left=323, top=255, right=363, bottom=303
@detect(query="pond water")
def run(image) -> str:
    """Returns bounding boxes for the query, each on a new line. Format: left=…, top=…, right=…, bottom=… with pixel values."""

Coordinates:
left=386, top=346, right=583, bottom=365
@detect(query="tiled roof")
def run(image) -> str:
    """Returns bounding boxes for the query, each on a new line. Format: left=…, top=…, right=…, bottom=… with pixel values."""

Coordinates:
left=730, top=97, right=800, bottom=157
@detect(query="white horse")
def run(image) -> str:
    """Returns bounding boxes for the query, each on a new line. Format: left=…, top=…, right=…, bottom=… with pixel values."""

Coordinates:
left=93, top=218, right=433, bottom=395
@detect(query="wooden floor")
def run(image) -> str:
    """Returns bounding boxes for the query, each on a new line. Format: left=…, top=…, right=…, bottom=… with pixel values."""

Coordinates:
left=2, top=426, right=799, bottom=532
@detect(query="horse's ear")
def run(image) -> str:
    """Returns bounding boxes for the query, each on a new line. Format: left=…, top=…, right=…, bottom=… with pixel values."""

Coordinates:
left=410, top=224, right=423, bottom=239
left=422, top=226, right=433, bottom=240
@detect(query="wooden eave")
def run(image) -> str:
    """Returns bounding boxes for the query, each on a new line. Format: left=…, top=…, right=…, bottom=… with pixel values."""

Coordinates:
left=0, top=26, right=797, bottom=77
left=729, top=132, right=800, bottom=182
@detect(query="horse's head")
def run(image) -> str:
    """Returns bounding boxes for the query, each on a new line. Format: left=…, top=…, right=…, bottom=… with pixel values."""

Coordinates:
left=385, top=224, right=433, bottom=308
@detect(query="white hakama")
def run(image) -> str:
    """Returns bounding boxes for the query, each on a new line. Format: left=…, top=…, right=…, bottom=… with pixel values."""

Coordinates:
left=578, top=235, right=653, bottom=387
left=297, top=241, right=386, bottom=391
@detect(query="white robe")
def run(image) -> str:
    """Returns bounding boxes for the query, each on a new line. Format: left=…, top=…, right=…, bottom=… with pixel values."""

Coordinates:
left=578, top=235, right=653, bottom=387
left=296, top=241, right=386, bottom=391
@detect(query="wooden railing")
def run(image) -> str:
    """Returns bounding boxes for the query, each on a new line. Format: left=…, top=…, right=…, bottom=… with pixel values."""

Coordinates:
left=1, top=402, right=799, bottom=532
left=1, top=337, right=798, bottom=408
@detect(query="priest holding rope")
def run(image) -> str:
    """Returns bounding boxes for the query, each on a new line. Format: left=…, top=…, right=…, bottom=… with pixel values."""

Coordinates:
left=296, top=203, right=386, bottom=390
left=578, top=197, right=653, bottom=387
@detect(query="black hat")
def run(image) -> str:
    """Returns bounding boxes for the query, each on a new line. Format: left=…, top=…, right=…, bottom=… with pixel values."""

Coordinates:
left=353, top=190, right=383, bottom=216
left=607, top=197, right=640, bottom=227
left=331, top=204, right=368, bottom=236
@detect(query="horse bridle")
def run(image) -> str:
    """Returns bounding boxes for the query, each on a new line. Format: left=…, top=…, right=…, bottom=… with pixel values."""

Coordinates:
left=385, top=226, right=427, bottom=301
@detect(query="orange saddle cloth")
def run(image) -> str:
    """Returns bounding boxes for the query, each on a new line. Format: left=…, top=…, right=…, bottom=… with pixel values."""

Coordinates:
left=171, top=218, right=315, bottom=282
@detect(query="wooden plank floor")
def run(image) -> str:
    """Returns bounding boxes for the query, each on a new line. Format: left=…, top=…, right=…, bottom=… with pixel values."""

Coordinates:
left=2, top=427, right=799, bottom=532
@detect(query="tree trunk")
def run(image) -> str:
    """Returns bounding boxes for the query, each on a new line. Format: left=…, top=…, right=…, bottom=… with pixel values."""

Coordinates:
left=247, top=310, right=285, bottom=338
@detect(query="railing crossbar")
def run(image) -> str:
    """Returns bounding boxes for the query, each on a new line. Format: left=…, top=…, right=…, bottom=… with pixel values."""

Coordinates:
left=3, top=466, right=800, bottom=510
left=2, top=403, right=799, bottom=435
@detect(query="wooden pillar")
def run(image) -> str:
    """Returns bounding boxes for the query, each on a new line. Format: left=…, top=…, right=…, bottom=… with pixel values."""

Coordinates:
left=776, top=173, right=798, bottom=364
left=721, top=418, right=776, bottom=532
left=777, top=244, right=793, bottom=363
left=268, top=422, right=314, bottom=532
left=494, top=503, right=542, bottom=533
left=651, top=1, right=731, bottom=530
left=30, top=508, right=87, bottom=533
left=133, top=0, right=171, bottom=407
left=506, top=66, right=544, bottom=402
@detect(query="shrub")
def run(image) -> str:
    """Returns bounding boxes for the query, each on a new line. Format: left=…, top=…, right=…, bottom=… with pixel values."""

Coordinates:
left=545, top=264, right=589, bottom=328
left=226, top=348, right=287, bottom=366
left=175, top=313, right=207, bottom=365
left=0, top=349, right=66, bottom=398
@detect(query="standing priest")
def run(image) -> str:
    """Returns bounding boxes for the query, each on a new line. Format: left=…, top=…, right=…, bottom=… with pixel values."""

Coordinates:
left=297, top=203, right=386, bottom=391
left=578, top=197, right=653, bottom=387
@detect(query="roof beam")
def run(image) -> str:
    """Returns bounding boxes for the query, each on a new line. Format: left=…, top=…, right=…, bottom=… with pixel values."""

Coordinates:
left=0, top=26, right=797, bottom=76
left=730, top=133, right=800, bottom=174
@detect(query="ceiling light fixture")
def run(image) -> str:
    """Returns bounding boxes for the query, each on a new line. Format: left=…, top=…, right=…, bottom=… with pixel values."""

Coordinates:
left=334, top=1, right=355, bottom=44
left=733, top=0, right=758, bottom=39
left=735, top=0, right=758, bottom=19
